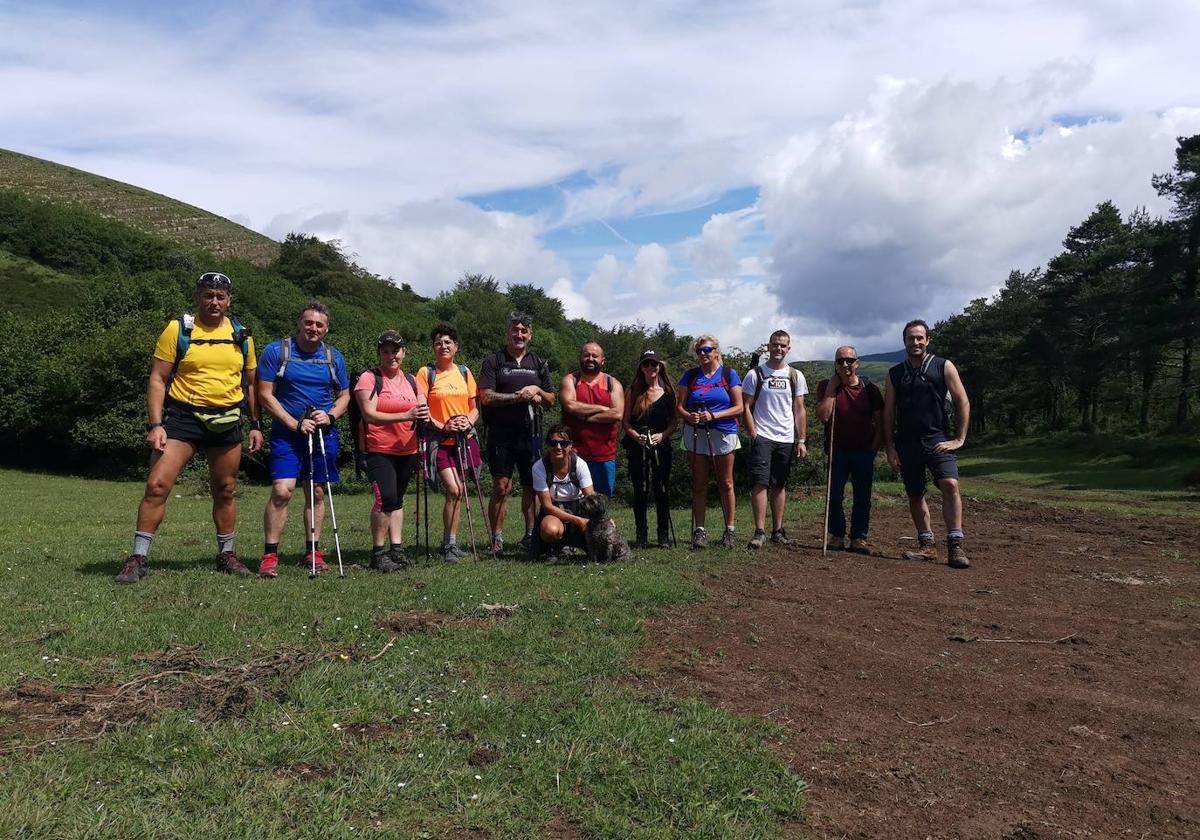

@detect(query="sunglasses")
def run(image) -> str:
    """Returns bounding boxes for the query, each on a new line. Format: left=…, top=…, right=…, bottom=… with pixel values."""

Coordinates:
left=197, top=271, right=232, bottom=290
left=695, top=346, right=716, bottom=355
left=641, top=360, right=660, bottom=369
left=509, top=311, right=533, bottom=327
left=836, top=358, right=858, bottom=366
left=547, top=439, right=572, bottom=448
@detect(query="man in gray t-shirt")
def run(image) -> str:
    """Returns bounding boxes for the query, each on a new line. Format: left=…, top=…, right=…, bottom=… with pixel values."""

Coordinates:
left=742, top=329, right=808, bottom=549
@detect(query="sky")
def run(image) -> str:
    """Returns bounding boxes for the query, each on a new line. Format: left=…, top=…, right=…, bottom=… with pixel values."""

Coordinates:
left=2, top=0, right=1199, bottom=358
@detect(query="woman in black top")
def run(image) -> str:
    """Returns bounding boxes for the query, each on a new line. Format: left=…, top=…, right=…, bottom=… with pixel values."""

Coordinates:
left=622, top=349, right=678, bottom=547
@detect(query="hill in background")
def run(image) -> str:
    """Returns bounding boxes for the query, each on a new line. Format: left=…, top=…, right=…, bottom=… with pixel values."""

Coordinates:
left=0, top=148, right=278, bottom=265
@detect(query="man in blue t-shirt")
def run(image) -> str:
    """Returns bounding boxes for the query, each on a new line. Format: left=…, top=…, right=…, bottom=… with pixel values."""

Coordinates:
left=255, top=302, right=350, bottom=577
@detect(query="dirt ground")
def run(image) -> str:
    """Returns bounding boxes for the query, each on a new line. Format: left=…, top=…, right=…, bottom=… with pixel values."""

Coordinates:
left=638, top=496, right=1200, bottom=840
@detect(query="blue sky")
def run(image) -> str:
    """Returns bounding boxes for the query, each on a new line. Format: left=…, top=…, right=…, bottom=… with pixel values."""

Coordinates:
left=2, top=1, right=1198, bottom=356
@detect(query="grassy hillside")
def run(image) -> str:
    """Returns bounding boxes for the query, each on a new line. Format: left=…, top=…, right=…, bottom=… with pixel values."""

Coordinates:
left=0, top=148, right=278, bottom=265
left=0, top=247, right=86, bottom=315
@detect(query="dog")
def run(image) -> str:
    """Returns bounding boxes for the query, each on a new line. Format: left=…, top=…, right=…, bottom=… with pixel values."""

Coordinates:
left=576, top=494, right=632, bottom=563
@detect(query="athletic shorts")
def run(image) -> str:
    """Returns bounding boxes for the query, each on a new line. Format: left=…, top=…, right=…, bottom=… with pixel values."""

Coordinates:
left=163, top=399, right=242, bottom=449
left=748, top=437, right=795, bottom=488
left=898, top=443, right=959, bottom=497
left=366, top=452, right=416, bottom=514
left=531, top=503, right=587, bottom=557
left=485, top=431, right=534, bottom=485
left=436, top=438, right=482, bottom=475
left=682, top=426, right=740, bottom=457
left=583, top=459, right=616, bottom=497
left=269, top=425, right=340, bottom=483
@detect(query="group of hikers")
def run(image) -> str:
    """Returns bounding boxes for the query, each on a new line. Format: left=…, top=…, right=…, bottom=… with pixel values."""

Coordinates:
left=115, top=271, right=972, bottom=584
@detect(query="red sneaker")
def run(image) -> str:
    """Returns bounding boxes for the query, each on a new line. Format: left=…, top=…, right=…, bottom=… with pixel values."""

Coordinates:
left=303, top=550, right=327, bottom=574
left=259, top=552, right=279, bottom=578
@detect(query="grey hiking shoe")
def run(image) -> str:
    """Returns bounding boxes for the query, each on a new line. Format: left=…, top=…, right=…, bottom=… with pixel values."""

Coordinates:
left=371, top=550, right=406, bottom=573
left=690, top=527, right=708, bottom=550
left=720, top=528, right=737, bottom=549
left=216, top=551, right=253, bottom=577
left=114, top=553, right=147, bottom=585
left=947, top=539, right=971, bottom=569
left=442, top=543, right=466, bottom=563
left=770, top=528, right=791, bottom=546
left=748, top=529, right=767, bottom=550
left=902, top=538, right=940, bottom=563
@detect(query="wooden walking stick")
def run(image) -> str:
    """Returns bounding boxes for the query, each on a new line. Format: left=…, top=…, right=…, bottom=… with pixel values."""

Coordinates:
left=822, top=398, right=836, bottom=557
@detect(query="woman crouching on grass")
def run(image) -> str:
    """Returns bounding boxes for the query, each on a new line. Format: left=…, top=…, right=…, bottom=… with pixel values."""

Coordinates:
left=528, top=424, right=595, bottom=559
left=354, top=331, right=429, bottom=572
left=115, top=271, right=263, bottom=584
left=676, top=334, right=743, bottom=550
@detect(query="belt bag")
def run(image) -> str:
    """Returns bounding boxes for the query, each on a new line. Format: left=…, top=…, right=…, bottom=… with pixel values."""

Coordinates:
left=192, top=407, right=241, bottom=433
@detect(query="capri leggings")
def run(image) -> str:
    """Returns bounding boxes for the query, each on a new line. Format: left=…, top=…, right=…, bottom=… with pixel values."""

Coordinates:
left=366, top=452, right=417, bottom=514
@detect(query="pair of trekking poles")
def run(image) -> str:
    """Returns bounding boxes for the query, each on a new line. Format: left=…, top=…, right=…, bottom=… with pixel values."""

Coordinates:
left=303, top=407, right=344, bottom=579
left=638, top=425, right=677, bottom=547
left=412, top=420, right=488, bottom=562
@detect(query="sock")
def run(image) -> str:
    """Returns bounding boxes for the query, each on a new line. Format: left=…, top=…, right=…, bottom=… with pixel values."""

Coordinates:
left=918, top=530, right=935, bottom=544
left=264, top=542, right=279, bottom=555
left=390, top=542, right=405, bottom=554
left=948, top=529, right=964, bottom=540
left=493, top=531, right=503, bottom=541
left=132, top=531, right=154, bottom=557
left=524, top=527, right=534, bottom=538
left=725, top=525, right=735, bottom=533
left=443, top=534, right=457, bottom=546
left=306, top=540, right=318, bottom=554
left=217, top=532, right=235, bottom=554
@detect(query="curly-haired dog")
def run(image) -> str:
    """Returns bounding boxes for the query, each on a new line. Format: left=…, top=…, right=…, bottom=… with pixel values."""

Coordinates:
left=577, top=494, right=632, bottom=563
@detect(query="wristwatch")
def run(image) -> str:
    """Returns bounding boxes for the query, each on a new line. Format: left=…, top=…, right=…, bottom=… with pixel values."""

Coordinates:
left=249, top=419, right=262, bottom=431
left=146, top=422, right=163, bottom=431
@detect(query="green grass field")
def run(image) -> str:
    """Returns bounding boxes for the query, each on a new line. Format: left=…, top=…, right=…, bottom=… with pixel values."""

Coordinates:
left=0, top=469, right=813, bottom=839
left=0, top=247, right=87, bottom=314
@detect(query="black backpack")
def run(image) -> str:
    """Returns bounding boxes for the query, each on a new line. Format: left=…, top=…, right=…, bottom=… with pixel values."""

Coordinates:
left=348, top=368, right=418, bottom=479
left=540, top=453, right=582, bottom=499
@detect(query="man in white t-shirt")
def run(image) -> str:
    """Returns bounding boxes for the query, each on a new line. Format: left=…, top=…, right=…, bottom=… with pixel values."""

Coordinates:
left=742, top=330, right=808, bottom=548
left=529, top=424, right=595, bottom=558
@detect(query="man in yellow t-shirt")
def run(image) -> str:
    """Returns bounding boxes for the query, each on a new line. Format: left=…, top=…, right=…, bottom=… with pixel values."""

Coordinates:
left=115, top=271, right=263, bottom=584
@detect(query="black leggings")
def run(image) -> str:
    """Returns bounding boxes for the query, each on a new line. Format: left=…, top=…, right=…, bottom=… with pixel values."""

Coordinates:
left=366, top=452, right=417, bottom=514
left=627, top=443, right=672, bottom=535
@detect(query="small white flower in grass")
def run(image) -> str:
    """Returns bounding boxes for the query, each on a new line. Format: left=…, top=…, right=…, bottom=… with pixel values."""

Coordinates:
left=535, top=739, right=541, bottom=744
left=397, top=782, right=407, bottom=788
left=335, top=617, right=342, bottom=621
left=412, top=708, right=421, bottom=713
left=470, top=794, right=479, bottom=801
left=418, top=753, right=424, bottom=758
left=332, top=723, right=341, bottom=730
left=668, top=738, right=675, bottom=743
left=474, top=774, right=482, bottom=781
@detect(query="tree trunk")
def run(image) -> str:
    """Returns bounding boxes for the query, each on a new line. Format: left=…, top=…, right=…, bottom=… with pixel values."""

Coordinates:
left=1179, top=332, right=1194, bottom=426
left=1139, top=365, right=1156, bottom=432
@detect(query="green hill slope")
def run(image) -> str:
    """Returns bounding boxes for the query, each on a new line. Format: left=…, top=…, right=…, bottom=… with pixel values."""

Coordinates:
left=0, top=247, right=86, bottom=315
left=0, top=148, right=278, bottom=265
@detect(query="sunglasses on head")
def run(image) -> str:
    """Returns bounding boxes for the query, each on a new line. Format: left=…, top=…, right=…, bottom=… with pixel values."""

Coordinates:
left=695, top=346, right=716, bottom=355
left=836, top=358, right=858, bottom=366
left=548, top=439, right=572, bottom=448
left=197, top=271, right=232, bottom=290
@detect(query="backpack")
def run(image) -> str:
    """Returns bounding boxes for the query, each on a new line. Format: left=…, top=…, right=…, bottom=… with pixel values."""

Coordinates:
left=348, top=368, right=419, bottom=479
left=540, top=453, right=582, bottom=499
left=681, top=365, right=738, bottom=425
left=747, top=364, right=801, bottom=417
left=276, top=337, right=337, bottom=387
left=889, top=354, right=955, bottom=434
left=570, top=370, right=614, bottom=392
left=171, top=313, right=252, bottom=399
left=425, top=363, right=469, bottom=391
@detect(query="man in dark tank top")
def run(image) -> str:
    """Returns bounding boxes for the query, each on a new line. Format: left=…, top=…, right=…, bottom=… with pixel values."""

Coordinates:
left=883, top=319, right=973, bottom=569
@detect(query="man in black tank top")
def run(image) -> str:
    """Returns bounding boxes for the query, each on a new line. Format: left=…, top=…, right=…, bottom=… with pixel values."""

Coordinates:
left=883, top=320, right=972, bottom=569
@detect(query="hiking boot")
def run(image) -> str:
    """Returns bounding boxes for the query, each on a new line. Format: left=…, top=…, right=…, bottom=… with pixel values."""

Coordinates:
left=303, top=550, right=328, bottom=574
left=216, top=551, right=253, bottom=577
left=902, top=538, right=939, bottom=563
left=720, top=528, right=737, bottom=549
left=690, top=527, right=708, bottom=550
left=442, top=543, right=466, bottom=563
left=114, top=553, right=147, bottom=585
left=258, top=552, right=279, bottom=578
left=770, top=528, right=792, bottom=546
left=489, top=535, right=504, bottom=557
left=826, top=535, right=845, bottom=551
left=518, top=533, right=533, bottom=554
left=370, top=550, right=405, bottom=573
left=748, top=529, right=767, bottom=550
left=634, top=529, right=650, bottom=549
left=947, top=539, right=971, bottom=569
left=847, top=538, right=877, bottom=556
left=657, top=528, right=672, bottom=548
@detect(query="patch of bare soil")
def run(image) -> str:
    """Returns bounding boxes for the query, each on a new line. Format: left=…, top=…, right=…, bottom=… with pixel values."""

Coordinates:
left=274, top=762, right=335, bottom=782
left=637, top=497, right=1200, bottom=840
left=374, top=605, right=515, bottom=634
left=542, top=809, right=587, bottom=840
left=0, top=645, right=319, bottom=754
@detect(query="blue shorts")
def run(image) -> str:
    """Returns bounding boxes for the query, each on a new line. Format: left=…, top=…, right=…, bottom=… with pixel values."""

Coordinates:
left=583, top=459, right=616, bottom=497
left=270, top=425, right=340, bottom=483
left=898, top=442, right=958, bottom=497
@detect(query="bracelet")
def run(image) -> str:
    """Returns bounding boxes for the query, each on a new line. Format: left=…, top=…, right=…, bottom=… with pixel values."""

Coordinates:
left=146, top=422, right=163, bottom=431
left=797, top=438, right=806, bottom=444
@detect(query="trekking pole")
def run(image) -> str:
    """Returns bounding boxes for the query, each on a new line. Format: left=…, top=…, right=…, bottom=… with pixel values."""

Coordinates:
left=651, top=443, right=677, bottom=548
left=465, top=424, right=490, bottom=542
left=413, top=428, right=422, bottom=554
left=822, top=401, right=836, bottom=558
left=421, top=425, right=430, bottom=563
left=305, top=416, right=318, bottom=579
left=698, top=398, right=722, bottom=526
left=316, top=426, right=345, bottom=577
left=455, top=430, right=479, bottom=561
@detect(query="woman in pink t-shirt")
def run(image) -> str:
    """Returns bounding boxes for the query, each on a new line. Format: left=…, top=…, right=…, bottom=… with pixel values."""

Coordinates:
left=354, top=331, right=429, bottom=571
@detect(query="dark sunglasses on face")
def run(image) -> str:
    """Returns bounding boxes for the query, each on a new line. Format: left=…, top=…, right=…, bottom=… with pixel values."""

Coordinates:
left=836, top=358, right=858, bottom=366
left=548, top=439, right=572, bottom=449
left=695, top=346, right=716, bottom=355
left=641, top=360, right=660, bottom=369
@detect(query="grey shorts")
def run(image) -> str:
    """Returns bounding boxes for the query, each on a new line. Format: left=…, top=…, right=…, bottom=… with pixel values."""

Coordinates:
left=899, top=444, right=959, bottom=496
left=748, top=436, right=795, bottom=488
left=682, top=426, right=740, bottom=456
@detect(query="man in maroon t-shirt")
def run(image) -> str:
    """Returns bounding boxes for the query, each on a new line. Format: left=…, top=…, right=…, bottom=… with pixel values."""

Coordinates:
left=815, top=346, right=884, bottom=553
left=561, top=342, right=625, bottom=496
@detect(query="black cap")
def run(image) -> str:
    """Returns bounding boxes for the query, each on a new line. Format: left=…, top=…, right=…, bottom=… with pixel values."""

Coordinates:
left=377, top=330, right=406, bottom=348
left=639, top=349, right=663, bottom=364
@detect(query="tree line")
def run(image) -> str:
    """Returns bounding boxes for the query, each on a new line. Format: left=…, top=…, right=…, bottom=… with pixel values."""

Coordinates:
left=934, top=134, right=1200, bottom=436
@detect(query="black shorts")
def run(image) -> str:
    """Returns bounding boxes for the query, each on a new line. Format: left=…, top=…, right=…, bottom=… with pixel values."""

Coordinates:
left=748, top=437, right=795, bottom=488
left=366, top=452, right=417, bottom=514
left=532, top=503, right=587, bottom=556
left=898, top=443, right=959, bottom=497
left=163, top=399, right=242, bottom=449
left=486, top=431, right=534, bottom=485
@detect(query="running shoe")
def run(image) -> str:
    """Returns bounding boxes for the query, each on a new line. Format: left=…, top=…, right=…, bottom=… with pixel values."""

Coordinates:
left=720, top=528, right=737, bottom=549
left=217, top=551, right=253, bottom=577
left=690, top=527, right=708, bottom=550
left=747, top=529, right=766, bottom=550
left=489, top=534, right=504, bottom=557
left=770, top=528, right=792, bottom=546
left=303, top=550, right=328, bottom=574
left=947, top=539, right=971, bottom=569
left=258, top=552, right=279, bottom=578
left=901, top=539, right=939, bottom=563
left=114, top=553, right=147, bottom=585
left=370, top=550, right=405, bottom=573
left=518, top=532, right=533, bottom=553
